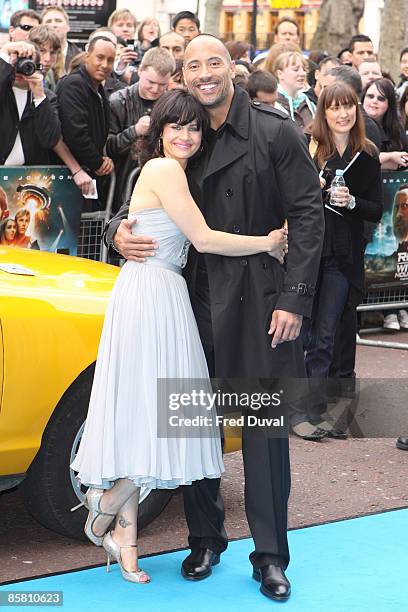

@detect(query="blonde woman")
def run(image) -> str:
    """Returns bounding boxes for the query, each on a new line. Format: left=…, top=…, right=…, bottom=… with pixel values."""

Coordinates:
left=263, top=41, right=300, bottom=76
left=273, top=51, right=316, bottom=131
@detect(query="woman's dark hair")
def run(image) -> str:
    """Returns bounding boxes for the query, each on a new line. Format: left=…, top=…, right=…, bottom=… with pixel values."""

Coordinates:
left=312, top=82, right=376, bottom=168
left=361, top=78, right=403, bottom=149
left=225, top=40, right=252, bottom=61
left=141, top=90, right=209, bottom=166
left=400, top=47, right=408, bottom=62
left=399, top=86, right=408, bottom=130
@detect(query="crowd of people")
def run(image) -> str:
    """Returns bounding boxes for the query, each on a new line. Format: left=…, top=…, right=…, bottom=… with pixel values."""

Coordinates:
left=1, top=5, right=408, bottom=600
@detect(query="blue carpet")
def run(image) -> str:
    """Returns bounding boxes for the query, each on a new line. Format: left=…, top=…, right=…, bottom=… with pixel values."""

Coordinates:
left=2, top=509, right=408, bottom=611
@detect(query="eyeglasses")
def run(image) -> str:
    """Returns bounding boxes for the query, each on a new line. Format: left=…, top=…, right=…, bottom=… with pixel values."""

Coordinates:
left=18, top=24, right=34, bottom=32
left=365, top=93, right=386, bottom=102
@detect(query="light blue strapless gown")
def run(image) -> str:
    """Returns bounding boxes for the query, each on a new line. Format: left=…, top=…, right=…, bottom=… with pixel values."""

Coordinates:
left=71, top=208, right=224, bottom=489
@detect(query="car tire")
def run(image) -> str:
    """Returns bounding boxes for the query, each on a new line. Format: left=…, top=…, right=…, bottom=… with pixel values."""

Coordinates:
left=20, top=370, right=173, bottom=540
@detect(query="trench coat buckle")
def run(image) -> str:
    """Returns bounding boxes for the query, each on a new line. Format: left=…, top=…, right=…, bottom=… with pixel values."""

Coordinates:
left=284, top=282, right=314, bottom=296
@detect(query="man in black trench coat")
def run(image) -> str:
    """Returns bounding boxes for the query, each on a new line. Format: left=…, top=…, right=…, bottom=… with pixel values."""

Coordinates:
left=104, top=35, right=324, bottom=601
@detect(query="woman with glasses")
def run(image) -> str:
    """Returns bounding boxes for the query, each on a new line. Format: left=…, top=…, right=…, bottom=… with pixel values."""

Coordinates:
left=362, top=77, right=408, bottom=170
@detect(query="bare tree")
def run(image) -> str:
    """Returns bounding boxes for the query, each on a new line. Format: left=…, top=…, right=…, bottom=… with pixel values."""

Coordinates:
left=204, top=0, right=224, bottom=36
left=311, top=0, right=364, bottom=54
left=379, top=0, right=408, bottom=80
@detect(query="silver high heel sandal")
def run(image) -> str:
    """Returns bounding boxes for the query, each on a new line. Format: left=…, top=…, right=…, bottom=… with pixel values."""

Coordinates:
left=103, top=532, right=150, bottom=584
left=71, top=488, right=115, bottom=547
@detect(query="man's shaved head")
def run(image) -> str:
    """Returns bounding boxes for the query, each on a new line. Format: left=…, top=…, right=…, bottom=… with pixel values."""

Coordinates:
left=184, top=34, right=231, bottom=64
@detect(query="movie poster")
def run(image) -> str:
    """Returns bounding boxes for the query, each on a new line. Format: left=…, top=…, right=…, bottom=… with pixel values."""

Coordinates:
left=0, top=166, right=82, bottom=255
left=365, top=171, right=408, bottom=288
left=28, top=0, right=116, bottom=39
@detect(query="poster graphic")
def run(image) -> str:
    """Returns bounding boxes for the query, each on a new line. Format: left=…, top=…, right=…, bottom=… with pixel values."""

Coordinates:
left=28, top=0, right=116, bottom=39
left=0, top=0, right=27, bottom=31
left=0, top=166, right=82, bottom=255
left=365, top=171, right=408, bottom=288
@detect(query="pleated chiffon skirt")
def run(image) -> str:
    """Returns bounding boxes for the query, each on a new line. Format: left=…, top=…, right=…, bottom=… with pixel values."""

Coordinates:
left=71, top=260, right=224, bottom=489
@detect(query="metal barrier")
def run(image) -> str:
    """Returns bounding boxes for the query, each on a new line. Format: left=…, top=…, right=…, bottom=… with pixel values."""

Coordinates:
left=123, top=166, right=141, bottom=203
left=77, top=210, right=107, bottom=261
left=77, top=171, right=116, bottom=264
left=357, top=170, right=408, bottom=349
left=357, top=285, right=408, bottom=350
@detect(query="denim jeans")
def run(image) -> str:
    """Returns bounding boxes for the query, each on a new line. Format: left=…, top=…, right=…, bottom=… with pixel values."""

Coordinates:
left=304, top=256, right=350, bottom=424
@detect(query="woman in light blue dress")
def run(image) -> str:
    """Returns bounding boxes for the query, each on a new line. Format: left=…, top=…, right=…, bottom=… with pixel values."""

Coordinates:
left=71, top=90, right=288, bottom=584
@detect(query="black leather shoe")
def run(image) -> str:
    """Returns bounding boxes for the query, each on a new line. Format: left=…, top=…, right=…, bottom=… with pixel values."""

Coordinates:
left=396, top=436, right=408, bottom=450
left=253, top=565, right=291, bottom=601
left=325, top=428, right=348, bottom=440
left=181, top=548, right=220, bottom=581
left=291, top=424, right=328, bottom=441
left=304, top=427, right=328, bottom=441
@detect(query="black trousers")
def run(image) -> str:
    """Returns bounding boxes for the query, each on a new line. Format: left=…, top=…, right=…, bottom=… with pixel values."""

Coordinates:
left=182, top=286, right=227, bottom=555
left=329, top=302, right=357, bottom=382
left=182, top=285, right=290, bottom=568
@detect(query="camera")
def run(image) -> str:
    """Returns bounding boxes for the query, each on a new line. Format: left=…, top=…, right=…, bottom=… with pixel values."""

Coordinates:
left=125, top=39, right=141, bottom=67
left=15, top=57, right=42, bottom=76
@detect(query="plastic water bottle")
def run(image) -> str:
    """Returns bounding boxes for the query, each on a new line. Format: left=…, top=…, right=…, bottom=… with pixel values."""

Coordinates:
left=330, top=169, right=345, bottom=206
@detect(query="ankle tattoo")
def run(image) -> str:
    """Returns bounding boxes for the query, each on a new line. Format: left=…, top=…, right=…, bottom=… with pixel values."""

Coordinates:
left=118, top=515, right=132, bottom=529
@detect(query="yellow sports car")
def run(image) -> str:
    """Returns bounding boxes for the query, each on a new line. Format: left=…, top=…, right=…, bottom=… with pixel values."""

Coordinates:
left=0, top=247, right=240, bottom=540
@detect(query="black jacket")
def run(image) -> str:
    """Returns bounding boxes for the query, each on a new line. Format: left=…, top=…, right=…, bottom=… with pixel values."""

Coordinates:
left=104, top=74, right=127, bottom=98
left=0, top=58, right=61, bottom=165
left=361, top=107, right=382, bottom=150
left=106, top=83, right=153, bottom=209
left=105, top=88, right=324, bottom=378
left=57, top=65, right=110, bottom=174
left=65, top=40, right=82, bottom=72
left=317, top=147, right=383, bottom=302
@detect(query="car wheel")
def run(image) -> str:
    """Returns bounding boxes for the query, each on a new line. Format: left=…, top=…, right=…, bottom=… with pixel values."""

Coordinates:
left=20, top=371, right=173, bottom=540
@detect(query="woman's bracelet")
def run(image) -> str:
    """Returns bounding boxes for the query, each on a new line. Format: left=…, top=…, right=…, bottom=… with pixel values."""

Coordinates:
left=72, top=169, right=82, bottom=178
left=346, top=195, right=356, bottom=210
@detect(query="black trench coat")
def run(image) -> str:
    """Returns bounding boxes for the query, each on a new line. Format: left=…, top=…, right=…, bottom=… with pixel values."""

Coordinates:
left=185, top=87, right=324, bottom=378
left=106, top=87, right=324, bottom=379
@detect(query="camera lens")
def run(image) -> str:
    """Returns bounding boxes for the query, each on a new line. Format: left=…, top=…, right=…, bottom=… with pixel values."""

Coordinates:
left=15, top=57, right=36, bottom=77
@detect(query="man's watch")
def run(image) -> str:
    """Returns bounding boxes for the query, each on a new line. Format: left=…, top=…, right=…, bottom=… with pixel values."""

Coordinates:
left=346, top=195, right=356, bottom=210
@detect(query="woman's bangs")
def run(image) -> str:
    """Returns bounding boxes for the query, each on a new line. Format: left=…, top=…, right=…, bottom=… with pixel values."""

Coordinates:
left=325, top=89, right=355, bottom=109
left=164, top=100, right=203, bottom=129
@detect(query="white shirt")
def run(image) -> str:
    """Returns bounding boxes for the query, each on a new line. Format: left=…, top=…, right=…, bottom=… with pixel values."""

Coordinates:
left=0, top=52, right=47, bottom=165
left=5, top=87, right=27, bottom=165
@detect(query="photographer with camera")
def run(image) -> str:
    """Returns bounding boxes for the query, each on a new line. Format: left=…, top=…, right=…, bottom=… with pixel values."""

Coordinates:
left=106, top=47, right=174, bottom=209
left=0, top=35, right=94, bottom=196
left=0, top=40, right=61, bottom=166
left=107, top=9, right=140, bottom=86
